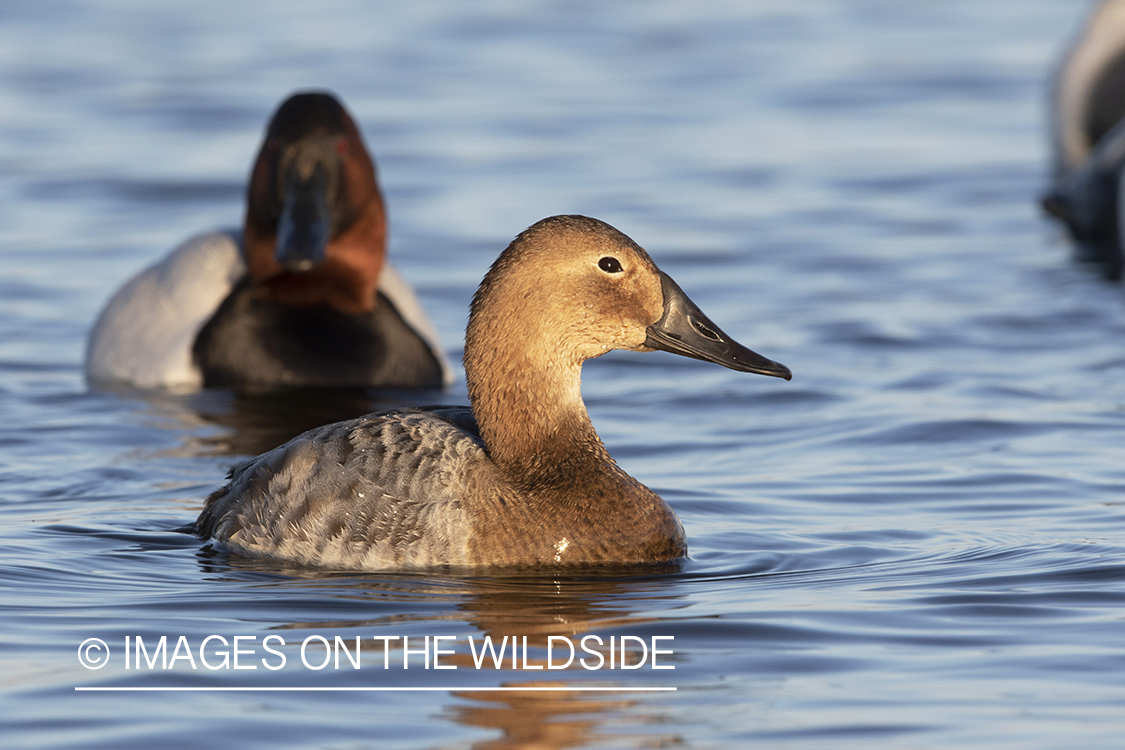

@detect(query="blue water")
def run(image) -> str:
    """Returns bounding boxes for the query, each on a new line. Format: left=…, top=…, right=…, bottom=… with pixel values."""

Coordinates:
left=2, top=0, right=1124, bottom=748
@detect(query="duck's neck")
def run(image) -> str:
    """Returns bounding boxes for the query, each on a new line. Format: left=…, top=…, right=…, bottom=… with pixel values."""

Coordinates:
left=466, top=342, right=615, bottom=490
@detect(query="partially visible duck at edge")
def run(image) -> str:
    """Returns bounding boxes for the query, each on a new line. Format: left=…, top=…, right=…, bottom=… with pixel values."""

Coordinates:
left=86, top=90, right=451, bottom=390
left=1042, top=0, right=1125, bottom=277
left=196, top=215, right=792, bottom=569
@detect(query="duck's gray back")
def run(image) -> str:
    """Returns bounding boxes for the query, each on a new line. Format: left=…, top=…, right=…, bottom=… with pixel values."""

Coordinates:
left=197, top=407, right=488, bottom=569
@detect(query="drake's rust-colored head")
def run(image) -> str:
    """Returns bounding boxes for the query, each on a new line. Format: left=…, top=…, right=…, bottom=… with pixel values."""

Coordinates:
left=243, top=91, right=386, bottom=315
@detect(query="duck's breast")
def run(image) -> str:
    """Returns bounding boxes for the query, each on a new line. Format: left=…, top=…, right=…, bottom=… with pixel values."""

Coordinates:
left=192, top=270, right=450, bottom=390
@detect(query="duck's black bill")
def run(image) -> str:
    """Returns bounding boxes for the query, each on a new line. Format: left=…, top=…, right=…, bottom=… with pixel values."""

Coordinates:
left=644, top=271, right=792, bottom=380
left=275, top=161, right=332, bottom=272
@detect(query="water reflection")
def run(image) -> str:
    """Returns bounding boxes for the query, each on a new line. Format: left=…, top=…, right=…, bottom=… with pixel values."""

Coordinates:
left=444, top=576, right=684, bottom=750
left=442, top=685, right=682, bottom=750
left=195, top=555, right=687, bottom=749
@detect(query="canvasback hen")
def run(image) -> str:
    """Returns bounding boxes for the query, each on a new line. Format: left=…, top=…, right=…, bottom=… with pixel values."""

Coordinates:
left=86, top=91, right=450, bottom=390
left=196, top=215, right=791, bottom=569
left=1042, top=0, right=1125, bottom=274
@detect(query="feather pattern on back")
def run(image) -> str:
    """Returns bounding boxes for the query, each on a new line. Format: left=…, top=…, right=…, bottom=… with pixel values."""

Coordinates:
left=198, top=407, right=489, bottom=568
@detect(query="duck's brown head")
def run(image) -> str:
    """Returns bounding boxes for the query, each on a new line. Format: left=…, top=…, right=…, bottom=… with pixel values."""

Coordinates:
left=243, top=91, right=386, bottom=315
left=466, top=214, right=791, bottom=383
left=464, top=216, right=790, bottom=471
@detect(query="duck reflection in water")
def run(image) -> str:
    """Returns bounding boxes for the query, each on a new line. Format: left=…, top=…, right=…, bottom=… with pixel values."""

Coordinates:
left=195, top=553, right=686, bottom=750
left=126, top=385, right=441, bottom=459
left=440, top=575, right=684, bottom=750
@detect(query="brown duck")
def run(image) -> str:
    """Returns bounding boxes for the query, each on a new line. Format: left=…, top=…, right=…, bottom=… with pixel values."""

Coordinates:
left=196, top=215, right=791, bottom=568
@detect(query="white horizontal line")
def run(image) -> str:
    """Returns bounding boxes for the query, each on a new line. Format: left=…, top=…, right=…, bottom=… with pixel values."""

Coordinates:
left=76, top=686, right=676, bottom=692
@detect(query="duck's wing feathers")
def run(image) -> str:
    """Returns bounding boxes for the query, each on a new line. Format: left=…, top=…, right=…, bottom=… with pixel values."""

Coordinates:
left=196, top=407, right=490, bottom=569
left=85, top=230, right=246, bottom=389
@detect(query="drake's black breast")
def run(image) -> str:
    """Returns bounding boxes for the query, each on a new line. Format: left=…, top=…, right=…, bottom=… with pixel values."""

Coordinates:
left=193, top=277, right=444, bottom=390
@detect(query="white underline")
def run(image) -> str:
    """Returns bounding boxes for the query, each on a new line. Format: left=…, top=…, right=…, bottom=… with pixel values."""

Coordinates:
left=76, top=686, right=676, bottom=692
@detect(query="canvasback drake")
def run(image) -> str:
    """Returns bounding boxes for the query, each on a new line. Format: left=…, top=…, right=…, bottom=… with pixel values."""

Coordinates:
left=86, top=91, right=451, bottom=390
left=196, top=215, right=791, bottom=569
left=1042, top=1, right=1125, bottom=274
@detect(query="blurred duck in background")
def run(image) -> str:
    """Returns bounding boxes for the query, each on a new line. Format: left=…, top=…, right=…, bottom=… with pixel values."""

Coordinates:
left=1043, top=0, right=1125, bottom=277
left=86, top=91, right=451, bottom=391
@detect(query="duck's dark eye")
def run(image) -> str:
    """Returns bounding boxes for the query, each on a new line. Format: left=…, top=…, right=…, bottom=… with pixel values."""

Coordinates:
left=598, top=256, right=623, bottom=274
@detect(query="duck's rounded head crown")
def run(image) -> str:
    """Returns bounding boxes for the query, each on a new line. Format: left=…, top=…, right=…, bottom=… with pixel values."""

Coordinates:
left=468, top=215, right=666, bottom=368
left=244, top=90, right=386, bottom=315
left=467, top=214, right=792, bottom=377
left=265, top=92, right=355, bottom=143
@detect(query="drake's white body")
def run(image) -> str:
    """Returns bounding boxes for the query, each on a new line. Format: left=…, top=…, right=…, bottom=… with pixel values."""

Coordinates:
left=86, top=231, right=451, bottom=389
